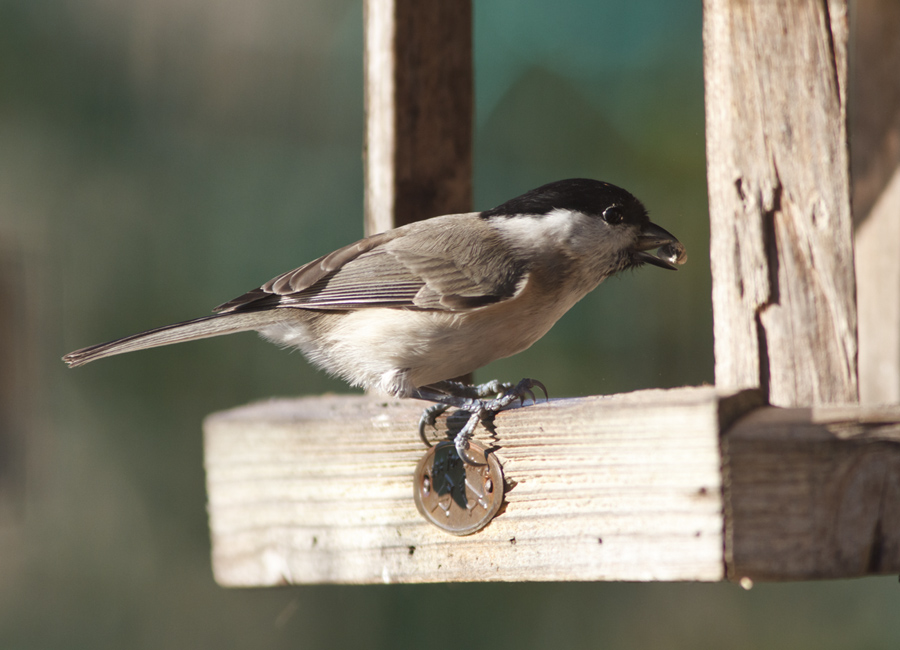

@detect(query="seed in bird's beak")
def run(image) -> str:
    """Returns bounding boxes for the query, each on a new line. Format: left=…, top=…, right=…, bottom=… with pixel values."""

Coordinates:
left=658, top=241, right=687, bottom=266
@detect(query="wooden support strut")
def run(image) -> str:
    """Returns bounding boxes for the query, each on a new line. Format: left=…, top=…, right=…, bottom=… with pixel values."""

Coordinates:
left=364, top=0, right=472, bottom=235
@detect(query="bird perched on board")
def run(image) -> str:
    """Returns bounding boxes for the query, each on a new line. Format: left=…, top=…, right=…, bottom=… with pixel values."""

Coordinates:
left=64, top=178, right=687, bottom=463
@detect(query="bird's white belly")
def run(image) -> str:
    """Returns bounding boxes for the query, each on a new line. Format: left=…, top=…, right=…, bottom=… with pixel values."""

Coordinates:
left=259, top=272, right=590, bottom=397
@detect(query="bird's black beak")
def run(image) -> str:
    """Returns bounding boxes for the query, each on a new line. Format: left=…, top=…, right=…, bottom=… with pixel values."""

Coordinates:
left=632, top=222, right=687, bottom=270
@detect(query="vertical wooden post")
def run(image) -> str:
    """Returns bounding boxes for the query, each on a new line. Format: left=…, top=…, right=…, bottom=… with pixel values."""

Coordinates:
left=851, top=0, right=900, bottom=405
left=363, top=0, right=472, bottom=236
left=704, top=0, right=858, bottom=407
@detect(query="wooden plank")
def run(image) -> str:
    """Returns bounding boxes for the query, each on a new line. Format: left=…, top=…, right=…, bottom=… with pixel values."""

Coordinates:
left=203, top=387, right=754, bottom=585
left=851, top=0, right=900, bottom=405
left=363, top=0, right=472, bottom=235
left=704, top=0, right=858, bottom=407
left=724, top=405, right=900, bottom=581
left=204, top=388, right=900, bottom=585
left=856, top=168, right=900, bottom=404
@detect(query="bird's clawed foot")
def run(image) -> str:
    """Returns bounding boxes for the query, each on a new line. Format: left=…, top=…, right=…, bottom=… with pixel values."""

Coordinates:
left=413, top=378, right=549, bottom=465
left=417, top=403, right=450, bottom=447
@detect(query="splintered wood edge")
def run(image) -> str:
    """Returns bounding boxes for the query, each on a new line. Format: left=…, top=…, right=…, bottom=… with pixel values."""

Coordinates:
left=203, top=386, right=753, bottom=586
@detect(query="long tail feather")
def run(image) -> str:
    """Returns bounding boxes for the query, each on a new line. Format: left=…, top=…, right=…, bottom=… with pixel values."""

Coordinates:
left=62, top=312, right=274, bottom=367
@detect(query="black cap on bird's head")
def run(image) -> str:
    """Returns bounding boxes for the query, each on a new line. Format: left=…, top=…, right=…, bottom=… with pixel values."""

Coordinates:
left=481, top=178, right=687, bottom=271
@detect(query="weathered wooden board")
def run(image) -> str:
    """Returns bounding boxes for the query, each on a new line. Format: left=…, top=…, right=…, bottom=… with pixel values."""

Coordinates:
left=725, top=405, right=900, bottom=580
left=204, top=387, right=747, bottom=585
left=204, top=388, right=900, bottom=585
left=364, top=0, right=472, bottom=235
left=704, top=0, right=858, bottom=406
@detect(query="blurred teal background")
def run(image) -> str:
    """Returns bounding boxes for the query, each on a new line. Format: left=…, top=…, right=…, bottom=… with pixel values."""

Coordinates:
left=1, top=0, right=897, bottom=648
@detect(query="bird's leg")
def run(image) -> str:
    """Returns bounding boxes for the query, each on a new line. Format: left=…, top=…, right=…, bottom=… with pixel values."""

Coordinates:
left=411, top=378, right=549, bottom=464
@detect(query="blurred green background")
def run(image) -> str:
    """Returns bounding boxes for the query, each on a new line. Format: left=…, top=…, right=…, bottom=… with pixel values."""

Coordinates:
left=1, top=0, right=897, bottom=648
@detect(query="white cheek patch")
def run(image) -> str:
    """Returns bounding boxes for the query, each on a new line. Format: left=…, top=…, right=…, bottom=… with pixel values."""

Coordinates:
left=492, top=208, right=590, bottom=252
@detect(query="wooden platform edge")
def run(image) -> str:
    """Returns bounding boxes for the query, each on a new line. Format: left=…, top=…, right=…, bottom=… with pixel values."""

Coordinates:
left=204, top=386, right=751, bottom=586
left=203, top=388, right=900, bottom=585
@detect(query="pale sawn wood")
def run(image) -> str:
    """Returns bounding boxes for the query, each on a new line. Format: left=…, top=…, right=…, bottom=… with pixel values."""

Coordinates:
left=204, top=389, right=900, bottom=585
left=851, top=0, right=900, bottom=405
left=204, top=387, right=749, bottom=585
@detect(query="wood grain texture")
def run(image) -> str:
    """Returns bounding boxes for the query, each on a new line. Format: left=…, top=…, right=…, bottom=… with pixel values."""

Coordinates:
left=203, top=387, right=743, bottom=585
left=724, top=405, right=900, bottom=580
left=704, top=0, right=858, bottom=407
left=363, top=0, right=472, bottom=235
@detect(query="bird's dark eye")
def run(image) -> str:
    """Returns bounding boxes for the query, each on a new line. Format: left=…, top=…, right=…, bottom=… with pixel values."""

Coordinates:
left=602, top=205, right=624, bottom=225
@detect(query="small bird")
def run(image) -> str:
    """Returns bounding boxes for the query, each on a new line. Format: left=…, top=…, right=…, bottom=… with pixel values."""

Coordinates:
left=64, top=178, right=686, bottom=462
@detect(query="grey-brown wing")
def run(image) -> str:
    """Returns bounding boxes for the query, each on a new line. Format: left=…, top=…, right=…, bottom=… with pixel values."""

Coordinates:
left=383, top=218, right=529, bottom=309
left=214, top=230, right=399, bottom=313
left=215, top=215, right=529, bottom=313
